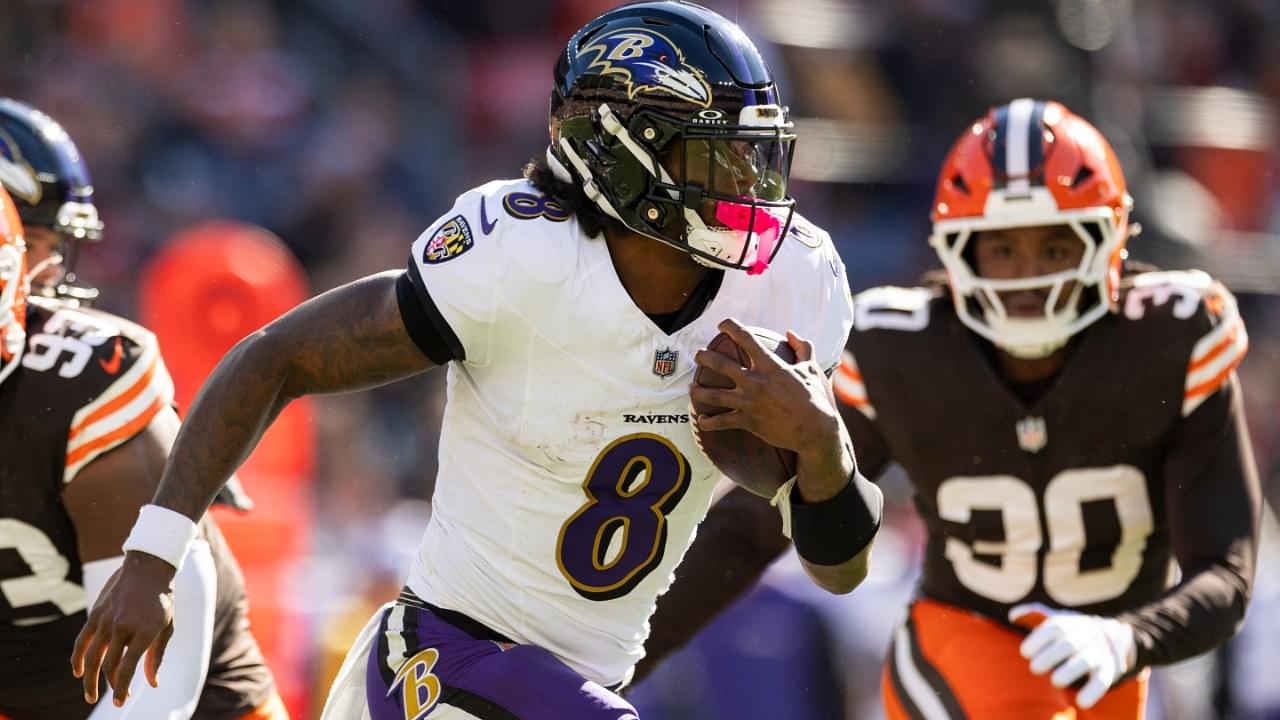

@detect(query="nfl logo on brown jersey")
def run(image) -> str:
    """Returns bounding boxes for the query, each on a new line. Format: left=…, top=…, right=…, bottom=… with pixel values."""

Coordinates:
left=1016, top=416, right=1048, bottom=453
left=653, top=348, right=678, bottom=377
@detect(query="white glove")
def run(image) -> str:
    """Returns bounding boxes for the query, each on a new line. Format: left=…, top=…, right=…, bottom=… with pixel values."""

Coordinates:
left=1008, top=603, right=1136, bottom=710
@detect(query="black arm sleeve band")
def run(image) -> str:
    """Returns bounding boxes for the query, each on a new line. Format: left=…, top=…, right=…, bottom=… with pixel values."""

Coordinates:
left=791, top=471, right=883, bottom=566
left=395, top=266, right=464, bottom=365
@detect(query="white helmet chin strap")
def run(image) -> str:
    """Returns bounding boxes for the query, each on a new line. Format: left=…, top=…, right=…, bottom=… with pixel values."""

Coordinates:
left=982, top=309, right=1079, bottom=358
left=1001, top=339, right=1070, bottom=359
left=950, top=264, right=1106, bottom=359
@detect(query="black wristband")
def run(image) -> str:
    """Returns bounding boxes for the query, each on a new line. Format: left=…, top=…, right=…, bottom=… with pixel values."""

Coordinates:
left=791, top=471, right=883, bottom=566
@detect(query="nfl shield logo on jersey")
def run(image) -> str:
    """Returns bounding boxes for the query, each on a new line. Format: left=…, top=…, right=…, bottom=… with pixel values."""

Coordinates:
left=652, top=348, right=678, bottom=377
left=1016, top=416, right=1048, bottom=453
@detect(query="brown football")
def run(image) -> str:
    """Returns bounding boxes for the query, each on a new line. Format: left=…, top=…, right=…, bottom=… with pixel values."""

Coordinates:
left=691, top=326, right=799, bottom=498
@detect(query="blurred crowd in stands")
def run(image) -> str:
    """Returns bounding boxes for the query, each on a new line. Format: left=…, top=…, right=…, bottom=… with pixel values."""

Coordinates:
left=3, top=1, right=1278, bottom=717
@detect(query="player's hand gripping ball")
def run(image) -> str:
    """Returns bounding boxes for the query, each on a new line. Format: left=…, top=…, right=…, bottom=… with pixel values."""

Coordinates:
left=691, top=325, right=799, bottom=498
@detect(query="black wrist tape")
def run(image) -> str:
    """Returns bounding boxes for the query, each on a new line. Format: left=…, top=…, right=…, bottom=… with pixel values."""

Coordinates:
left=792, top=471, right=883, bottom=566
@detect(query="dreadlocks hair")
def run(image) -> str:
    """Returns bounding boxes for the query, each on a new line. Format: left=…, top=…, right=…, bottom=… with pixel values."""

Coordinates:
left=522, top=154, right=624, bottom=240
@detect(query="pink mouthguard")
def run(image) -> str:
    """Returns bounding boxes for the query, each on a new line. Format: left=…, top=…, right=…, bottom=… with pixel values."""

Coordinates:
left=714, top=201, right=782, bottom=275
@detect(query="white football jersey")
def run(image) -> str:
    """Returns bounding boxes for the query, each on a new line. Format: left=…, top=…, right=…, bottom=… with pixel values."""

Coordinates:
left=403, top=178, right=853, bottom=686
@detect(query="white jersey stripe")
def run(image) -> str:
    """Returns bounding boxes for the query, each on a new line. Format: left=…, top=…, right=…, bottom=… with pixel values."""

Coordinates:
left=63, top=344, right=175, bottom=483
left=893, top=624, right=951, bottom=720
left=66, top=373, right=169, bottom=456
left=385, top=604, right=409, bottom=675
left=68, top=334, right=159, bottom=428
left=1005, top=98, right=1036, bottom=195
left=833, top=350, right=876, bottom=419
left=1183, top=287, right=1247, bottom=416
left=1183, top=317, right=1248, bottom=416
left=1189, top=299, right=1242, bottom=365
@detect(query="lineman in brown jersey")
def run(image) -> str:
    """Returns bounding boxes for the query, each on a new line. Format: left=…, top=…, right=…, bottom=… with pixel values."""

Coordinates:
left=0, top=98, right=282, bottom=719
left=636, top=100, right=1261, bottom=719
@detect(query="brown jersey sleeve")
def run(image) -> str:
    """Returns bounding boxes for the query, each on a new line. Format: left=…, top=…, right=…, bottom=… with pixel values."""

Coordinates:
left=1119, top=373, right=1261, bottom=667
left=18, top=300, right=177, bottom=485
left=833, top=349, right=893, bottom=479
left=1116, top=280, right=1262, bottom=668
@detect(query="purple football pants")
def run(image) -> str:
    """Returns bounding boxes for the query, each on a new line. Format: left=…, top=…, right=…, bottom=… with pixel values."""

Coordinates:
left=365, top=600, right=639, bottom=720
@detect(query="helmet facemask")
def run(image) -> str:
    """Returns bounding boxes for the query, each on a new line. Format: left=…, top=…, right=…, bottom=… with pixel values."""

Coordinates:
left=0, top=98, right=103, bottom=304
left=931, top=190, right=1126, bottom=359
left=554, top=101, right=796, bottom=273
left=929, top=99, right=1133, bottom=359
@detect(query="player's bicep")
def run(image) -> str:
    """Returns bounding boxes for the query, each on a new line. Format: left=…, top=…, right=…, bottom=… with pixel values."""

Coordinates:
left=263, top=271, right=437, bottom=400
left=406, top=203, right=503, bottom=366
left=63, top=407, right=181, bottom=563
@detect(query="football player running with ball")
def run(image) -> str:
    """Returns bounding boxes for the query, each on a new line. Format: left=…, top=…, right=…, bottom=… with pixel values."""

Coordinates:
left=638, top=99, right=1261, bottom=719
left=71, top=3, right=881, bottom=718
left=0, top=99, right=284, bottom=719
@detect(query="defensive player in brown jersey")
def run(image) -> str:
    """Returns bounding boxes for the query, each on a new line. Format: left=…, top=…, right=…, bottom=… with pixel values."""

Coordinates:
left=637, top=99, right=1262, bottom=719
left=0, top=99, right=284, bottom=720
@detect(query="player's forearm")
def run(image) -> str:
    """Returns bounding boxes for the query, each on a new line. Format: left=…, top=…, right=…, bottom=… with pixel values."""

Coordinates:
left=792, top=432, right=881, bottom=594
left=792, top=470, right=881, bottom=594
left=800, top=540, right=872, bottom=595
left=1127, top=381, right=1262, bottom=668
left=151, top=331, right=295, bottom=518
left=1119, top=552, right=1253, bottom=668
left=794, top=430, right=856, bottom=502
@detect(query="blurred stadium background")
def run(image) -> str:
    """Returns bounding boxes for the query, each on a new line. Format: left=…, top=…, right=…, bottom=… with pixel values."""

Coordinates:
left=3, top=0, right=1278, bottom=718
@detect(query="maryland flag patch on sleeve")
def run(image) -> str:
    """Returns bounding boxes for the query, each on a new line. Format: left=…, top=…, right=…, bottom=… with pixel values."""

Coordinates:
left=422, top=215, right=475, bottom=265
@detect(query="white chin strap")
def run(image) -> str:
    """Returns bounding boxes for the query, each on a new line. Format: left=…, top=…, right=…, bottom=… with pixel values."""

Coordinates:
left=554, top=103, right=772, bottom=268
left=983, top=308, right=1079, bottom=358
left=931, top=198, right=1125, bottom=360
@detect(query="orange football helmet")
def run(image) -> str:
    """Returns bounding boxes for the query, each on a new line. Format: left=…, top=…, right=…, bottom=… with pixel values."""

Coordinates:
left=0, top=185, right=26, bottom=384
left=929, top=99, right=1132, bottom=358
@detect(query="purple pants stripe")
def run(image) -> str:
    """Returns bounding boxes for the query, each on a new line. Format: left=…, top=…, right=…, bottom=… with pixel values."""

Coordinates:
left=365, top=602, right=638, bottom=720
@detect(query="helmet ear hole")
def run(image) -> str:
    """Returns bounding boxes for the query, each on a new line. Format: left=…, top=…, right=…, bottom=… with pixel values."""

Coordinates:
left=1072, top=164, right=1095, bottom=188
